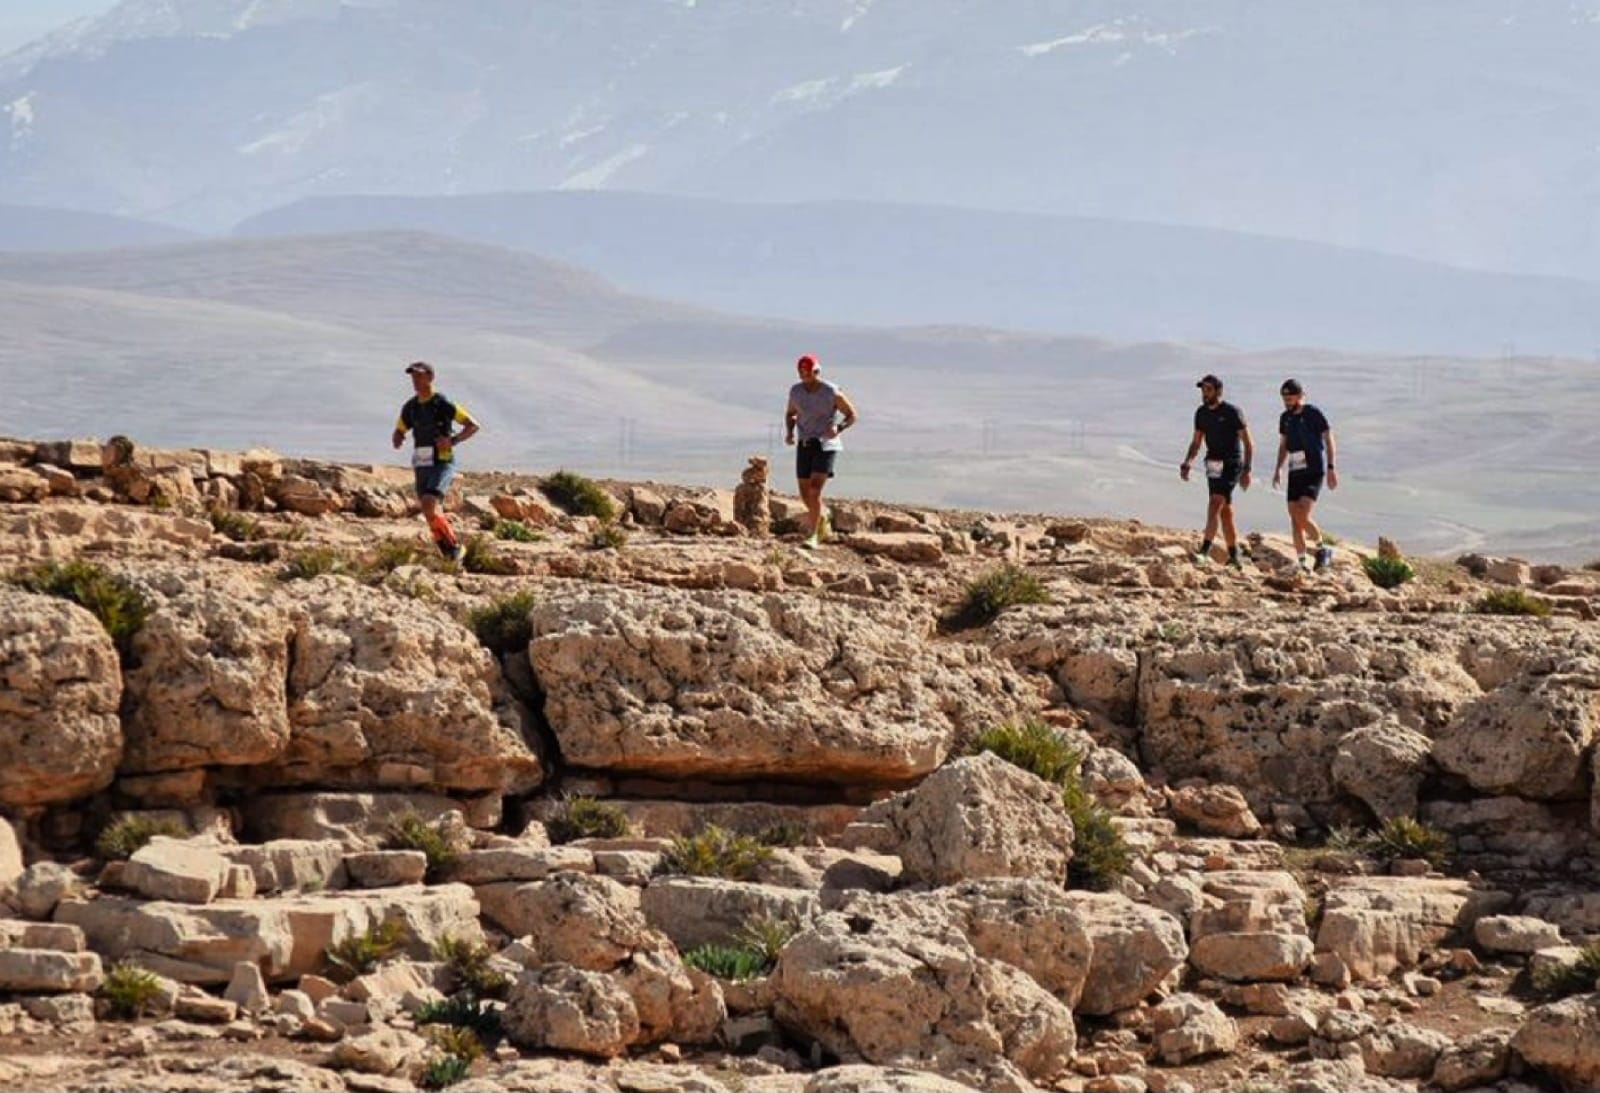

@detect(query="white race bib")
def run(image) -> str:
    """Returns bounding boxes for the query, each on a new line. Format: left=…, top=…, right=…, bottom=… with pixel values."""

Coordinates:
left=1287, top=451, right=1308, bottom=472
left=412, top=446, right=435, bottom=468
left=1205, top=459, right=1226, bottom=479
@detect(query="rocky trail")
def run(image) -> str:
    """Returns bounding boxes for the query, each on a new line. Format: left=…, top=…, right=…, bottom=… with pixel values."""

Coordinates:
left=3, top=435, right=1600, bottom=1092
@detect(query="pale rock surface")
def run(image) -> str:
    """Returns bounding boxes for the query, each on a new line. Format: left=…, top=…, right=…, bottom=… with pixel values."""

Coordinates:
left=0, top=949, right=103, bottom=992
left=122, top=838, right=231, bottom=905
left=10, top=862, right=80, bottom=920
left=223, top=960, right=271, bottom=1015
left=1063, top=891, right=1189, bottom=1016
left=1475, top=914, right=1565, bottom=954
left=1433, top=673, right=1600, bottom=799
left=1513, top=993, right=1600, bottom=1090
left=854, top=753, right=1073, bottom=886
left=0, top=818, right=20, bottom=892
left=0, top=585, right=124, bottom=807
left=1316, top=876, right=1511, bottom=981
left=1168, top=784, right=1261, bottom=838
left=1331, top=720, right=1434, bottom=820
left=222, top=840, right=347, bottom=893
left=772, top=895, right=1074, bottom=1088
left=1151, top=993, right=1239, bottom=1064
left=120, top=587, right=293, bottom=773
left=529, top=586, right=1036, bottom=783
left=504, top=963, right=641, bottom=1058
left=1433, top=1026, right=1513, bottom=1091
left=805, top=1065, right=976, bottom=1092
left=332, top=1026, right=428, bottom=1075
left=640, top=877, right=817, bottom=953
left=279, top=580, right=540, bottom=792
left=344, top=850, right=427, bottom=888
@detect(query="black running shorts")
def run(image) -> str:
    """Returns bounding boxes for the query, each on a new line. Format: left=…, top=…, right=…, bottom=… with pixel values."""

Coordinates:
left=1287, top=470, right=1323, bottom=502
left=797, top=440, right=837, bottom=480
left=1205, top=459, right=1242, bottom=499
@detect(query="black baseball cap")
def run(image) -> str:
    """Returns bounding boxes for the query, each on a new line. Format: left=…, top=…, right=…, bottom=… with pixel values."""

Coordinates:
left=1280, top=378, right=1304, bottom=395
left=404, top=361, right=435, bottom=377
left=1196, top=374, right=1223, bottom=389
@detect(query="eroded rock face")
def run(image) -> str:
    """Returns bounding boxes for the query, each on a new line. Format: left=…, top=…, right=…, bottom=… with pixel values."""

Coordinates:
left=0, top=586, right=123, bottom=807
left=1513, top=994, right=1600, bottom=1090
left=1432, top=673, right=1600, bottom=800
left=772, top=894, right=1074, bottom=1089
left=854, top=754, right=1073, bottom=886
left=1316, top=876, right=1512, bottom=981
left=504, top=964, right=640, bottom=1058
left=1062, top=891, right=1189, bottom=1016
left=281, top=580, right=541, bottom=793
left=122, top=587, right=294, bottom=774
left=529, top=586, right=1036, bottom=784
left=1332, top=720, right=1433, bottom=820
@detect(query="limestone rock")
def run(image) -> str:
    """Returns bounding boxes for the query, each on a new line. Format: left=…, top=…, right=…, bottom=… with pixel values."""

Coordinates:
left=1190, top=932, right=1314, bottom=982
left=10, top=863, right=80, bottom=921
left=121, top=587, right=294, bottom=773
left=772, top=896, right=1074, bottom=1088
left=332, top=1026, right=428, bottom=1075
left=281, top=581, right=541, bottom=793
left=1316, top=876, right=1511, bottom=981
left=1513, top=993, right=1600, bottom=1090
left=615, top=946, right=727, bottom=1045
left=223, top=961, right=271, bottom=1015
left=122, top=838, right=231, bottom=905
left=1060, top=891, right=1189, bottom=1016
left=0, top=585, right=123, bottom=807
left=504, top=964, right=641, bottom=1058
left=57, top=884, right=481, bottom=984
left=223, top=840, right=347, bottom=893
left=1475, top=914, right=1564, bottom=955
left=529, top=586, right=1035, bottom=784
left=241, top=793, right=467, bottom=845
left=344, top=850, right=427, bottom=889
left=1169, top=784, right=1261, bottom=838
left=1151, top=993, right=1238, bottom=1065
left=0, top=950, right=103, bottom=993
left=855, top=753, right=1073, bottom=886
left=1332, top=721, right=1433, bottom=820
left=640, top=877, right=818, bottom=954
left=934, top=879, right=1095, bottom=1010
left=0, top=818, right=20, bottom=892
left=805, top=1065, right=976, bottom=1092
left=477, top=873, right=650, bottom=967
left=448, top=846, right=595, bottom=886
left=1433, top=1027, right=1512, bottom=1091
left=1433, top=674, right=1600, bottom=799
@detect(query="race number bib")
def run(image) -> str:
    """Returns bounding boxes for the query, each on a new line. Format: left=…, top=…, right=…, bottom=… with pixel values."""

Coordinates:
left=1287, top=451, right=1308, bottom=472
left=1205, top=459, right=1226, bottom=479
left=412, top=446, right=435, bottom=468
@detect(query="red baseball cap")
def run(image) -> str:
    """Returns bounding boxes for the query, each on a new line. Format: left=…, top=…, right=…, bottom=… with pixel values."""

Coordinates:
left=796, top=354, right=818, bottom=371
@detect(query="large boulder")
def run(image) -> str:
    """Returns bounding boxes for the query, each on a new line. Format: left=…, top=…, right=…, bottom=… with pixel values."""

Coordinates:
left=504, top=964, right=640, bottom=1058
left=640, top=876, right=818, bottom=953
left=933, top=880, right=1095, bottom=1009
left=1061, top=891, right=1189, bottom=1015
left=1151, top=993, right=1239, bottom=1064
left=0, top=586, right=123, bottom=807
left=121, top=838, right=232, bottom=904
left=1316, top=876, right=1512, bottom=981
left=57, top=884, right=481, bottom=984
left=1332, top=720, right=1433, bottom=820
left=121, top=587, right=294, bottom=773
left=1513, top=994, right=1600, bottom=1090
left=277, top=580, right=541, bottom=793
left=772, top=896, right=1074, bottom=1089
left=853, top=753, right=1073, bottom=886
left=529, top=586, right=1036, bottom=784
left=1433, top=674, right=1600, bottom=799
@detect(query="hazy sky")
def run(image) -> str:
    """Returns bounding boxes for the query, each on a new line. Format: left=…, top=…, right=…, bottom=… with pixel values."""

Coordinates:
left=0, top=0, right=114, bottom=55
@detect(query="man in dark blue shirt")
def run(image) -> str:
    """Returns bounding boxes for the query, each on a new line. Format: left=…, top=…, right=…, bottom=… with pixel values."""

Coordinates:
left=391, top=361, right=481, bottom=561
left=1180, top=374, right=1254, bottom=566
left=1271, top=378, right=1339, bottom=573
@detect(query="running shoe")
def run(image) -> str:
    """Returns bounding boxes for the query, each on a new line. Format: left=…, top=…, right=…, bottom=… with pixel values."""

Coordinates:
left=1297, top=554, right=1313, bottom=574
left=1315, top=546, right=1334, bottom=572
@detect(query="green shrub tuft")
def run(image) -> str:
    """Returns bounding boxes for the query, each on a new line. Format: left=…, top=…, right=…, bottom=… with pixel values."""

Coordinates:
left=385, top=812, right=465, bottom=881
left=432, top=936, right=509, bottom=1000
left=589, top=525, right=629, bottom=551
left=942, top=565, right=1051, bottom=630
left=969, top=721, right=1081, bottom=787
left=548, top=796, right=632, bottom=844
left=540, top=470, right=617, bottom=522
left=738, top=915, right=799, bottom=964
left=208, top=508, right=262, bottom=542
left=662, top=825, right=772, bottom=880
left=492, top=519, right=541, bottom=543
left=12, top=560, right=152, bottom=659
left=466, top=589, right=537, bottom=657
left=1474, top=588, right=1552, bottom=617
left=325, top=919, right=407, bottom=980
left=1369, top=816, right=1450, bottom=867
left=460, top=535, right=518, bottom=575
left=419, top=1053, right=473, bottom=1090
left=415, top=993, right=503, bottom=1036
left=280, top=546, right=357, bottom=581
left=1362, top=555, right=1416, bottom=590
left=95, top=816, right=185, bottom=861
left=683, top=943, right=770, bottom=981
left=99, top=961, right=165, bottom=1019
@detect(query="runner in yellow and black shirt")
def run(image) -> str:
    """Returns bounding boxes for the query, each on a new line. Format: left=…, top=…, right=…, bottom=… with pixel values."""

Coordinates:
left=391, top=361, right=480, bottom=561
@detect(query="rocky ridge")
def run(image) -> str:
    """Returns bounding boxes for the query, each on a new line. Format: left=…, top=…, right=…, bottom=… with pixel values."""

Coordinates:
left=2, top=434, right=1600, bottom=1092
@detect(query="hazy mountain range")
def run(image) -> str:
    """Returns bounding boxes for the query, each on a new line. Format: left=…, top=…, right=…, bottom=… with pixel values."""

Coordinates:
left=5, top=0, right=1600, bottom=282
left=3, top=229, right=1599, bottom=562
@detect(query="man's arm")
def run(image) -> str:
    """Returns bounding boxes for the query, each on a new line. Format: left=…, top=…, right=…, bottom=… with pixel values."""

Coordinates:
left=1240, top=427, right=1256, bottom=488
left=452, top=406, right=481, bottom=446
left=831, top=392, right=859, bottom=435
left=1324, top=429, right=1338, bottom=489
left=784, top=396, right=799, bottom=445
left=391, top=414, right=408, bottom=450
left=1272, top=433, right=1288, bottom=487
left=1180, top=428, right=1203, bottom=480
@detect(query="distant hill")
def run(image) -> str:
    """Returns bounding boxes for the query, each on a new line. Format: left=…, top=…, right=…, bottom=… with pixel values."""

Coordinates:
left=6, top=0, right=1600, bottom=283
left=3, top=230, right=1600, bottom=561
left=0, top=203, right=195, bottom=252
left=238, top=191, right=1600, bottom=356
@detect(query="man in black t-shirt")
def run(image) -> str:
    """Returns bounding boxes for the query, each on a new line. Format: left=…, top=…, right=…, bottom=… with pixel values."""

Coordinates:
left=1179, top=374, right=1255, bottom=566
left=391, top=361, right=481, bottom=561
left=1271, top=378, right=1339, bottom=573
